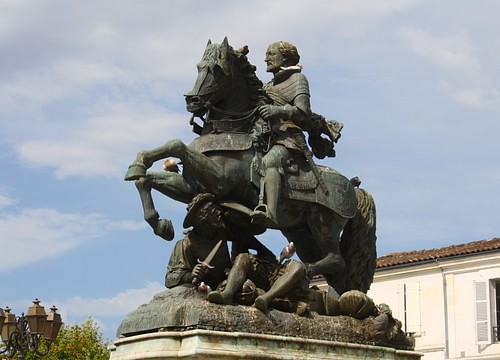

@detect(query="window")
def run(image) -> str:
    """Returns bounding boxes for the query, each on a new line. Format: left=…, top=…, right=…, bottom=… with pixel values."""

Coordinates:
left=474, top=279, right=500, bottom=344
left=474, top=280, right=490, bottom=344
left=495, top=280, right=500, bottom=342
left=398, top=282, right=421, bottom=335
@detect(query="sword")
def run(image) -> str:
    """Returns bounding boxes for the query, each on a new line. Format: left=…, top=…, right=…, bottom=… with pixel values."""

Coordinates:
left=192, top=239, right=223, bottom=285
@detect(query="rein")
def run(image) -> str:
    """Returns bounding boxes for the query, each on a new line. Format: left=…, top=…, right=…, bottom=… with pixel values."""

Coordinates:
left=203, top=102, right=259, bottom=134
left=205, top=101, right=259, bottom=122
left=189, top=102, right=259, bottom=135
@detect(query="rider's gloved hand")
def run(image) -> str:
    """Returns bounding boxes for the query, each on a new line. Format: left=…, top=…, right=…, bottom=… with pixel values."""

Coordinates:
left=258, top=104, right=294, bottom=120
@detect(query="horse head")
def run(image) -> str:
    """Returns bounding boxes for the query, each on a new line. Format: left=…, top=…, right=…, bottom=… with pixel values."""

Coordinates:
left=185, top=37, right=235, bottom=116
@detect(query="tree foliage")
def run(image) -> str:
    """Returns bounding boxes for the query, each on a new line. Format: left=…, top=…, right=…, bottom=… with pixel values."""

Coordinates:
left=18, top=317, right=110, bottom=360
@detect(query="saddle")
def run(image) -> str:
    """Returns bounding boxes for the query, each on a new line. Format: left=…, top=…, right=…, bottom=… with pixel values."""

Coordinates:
left=189, top=132, right=357, bottom=220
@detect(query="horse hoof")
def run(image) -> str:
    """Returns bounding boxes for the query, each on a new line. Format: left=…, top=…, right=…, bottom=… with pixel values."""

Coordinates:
left=124, top=163, right=147, bottom=181
left=156, top=219, right=174, bottom=241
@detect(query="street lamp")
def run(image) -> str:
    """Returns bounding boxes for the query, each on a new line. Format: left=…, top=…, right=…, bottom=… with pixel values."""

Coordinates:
left=0, top=299, right=62, bottom=360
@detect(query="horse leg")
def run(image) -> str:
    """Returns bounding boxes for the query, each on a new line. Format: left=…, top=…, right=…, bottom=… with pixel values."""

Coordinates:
left=135, top=176, right=174, bottom=241
left=148, top=171, right=194, bottom=204
left=305, top=206, right=349, bottom=293
left=126, top=139, right=225, bottom=196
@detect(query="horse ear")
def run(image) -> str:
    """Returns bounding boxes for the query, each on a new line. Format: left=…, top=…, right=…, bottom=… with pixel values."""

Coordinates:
left=222, top=37, right=232, bottom=55
left=218, top=37, right=231, bottom=75
left=202, top=39, right=212, bottom=60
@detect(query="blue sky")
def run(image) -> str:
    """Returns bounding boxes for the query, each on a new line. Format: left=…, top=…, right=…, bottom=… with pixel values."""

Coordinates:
left=1, top=0, right=499, bottom=340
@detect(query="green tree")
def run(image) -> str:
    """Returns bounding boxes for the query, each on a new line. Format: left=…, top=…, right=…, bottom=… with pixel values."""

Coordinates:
left=20, top=317, right=110, bottom=360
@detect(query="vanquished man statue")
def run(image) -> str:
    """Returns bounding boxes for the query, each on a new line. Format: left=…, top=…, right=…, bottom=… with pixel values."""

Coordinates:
left=165, top=193, right=232, bottom=290
left=250, top=41, right=314, bottom=227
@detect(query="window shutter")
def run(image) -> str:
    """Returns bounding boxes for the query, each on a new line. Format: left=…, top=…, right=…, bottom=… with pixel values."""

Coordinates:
left=397, top=283, right=405, bottom=328
left=475, top=280, right=491, bottom=344
left=405, top=282, right=421, bottom=333
left=398, top=282, right=422, bottom=334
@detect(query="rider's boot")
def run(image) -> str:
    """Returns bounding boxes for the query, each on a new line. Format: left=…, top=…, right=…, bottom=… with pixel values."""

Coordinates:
left=251, top=167, right=280, bottom=228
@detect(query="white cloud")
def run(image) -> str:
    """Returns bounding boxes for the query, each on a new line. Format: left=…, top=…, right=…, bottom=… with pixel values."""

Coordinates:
left=397, top=26, right=500, bottom=109
left=3, top=282, right=165, bottom=340
left=58, top=282, right=165, bottom=318
left=0, top=0, right=423, bottom=112
left=0, top=193, right=14, bottom=209
left=54, top=59, right=131, bottom=88
left=16, top=102, right=189, bottom=179
left=0, top=207, right=145, bottom=272
left=0, top=0, right=430, bottom=181
left=398, top=27, right=481, bottom=78
left=437, top=80, right=500, bottom=110
left=0, top=58, right=132, bottom=110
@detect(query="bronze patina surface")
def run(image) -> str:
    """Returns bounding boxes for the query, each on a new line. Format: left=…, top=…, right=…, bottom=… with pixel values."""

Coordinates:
left=120, top=38, right=410, bottom=351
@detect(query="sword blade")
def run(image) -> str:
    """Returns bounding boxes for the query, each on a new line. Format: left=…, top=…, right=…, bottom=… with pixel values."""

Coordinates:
left=192, top=239, right=224, bottom=286
left=202, top=239, right=223, bottom=266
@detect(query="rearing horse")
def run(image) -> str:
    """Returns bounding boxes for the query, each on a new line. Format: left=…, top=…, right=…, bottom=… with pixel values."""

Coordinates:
left=125, top=38, right=377, bottom=294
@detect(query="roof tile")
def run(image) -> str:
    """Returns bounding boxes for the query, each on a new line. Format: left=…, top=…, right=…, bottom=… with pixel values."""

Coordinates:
left=377, top=237, right=500, bottom=268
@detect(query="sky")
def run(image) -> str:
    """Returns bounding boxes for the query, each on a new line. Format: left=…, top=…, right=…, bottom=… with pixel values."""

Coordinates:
left=1, top=0, right=499, bottom=341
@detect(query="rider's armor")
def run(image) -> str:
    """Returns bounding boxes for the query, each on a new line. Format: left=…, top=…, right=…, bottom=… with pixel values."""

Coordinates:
left=251, top=68, right=316, bottom=227
left=263, top=68, right=312, bottom=154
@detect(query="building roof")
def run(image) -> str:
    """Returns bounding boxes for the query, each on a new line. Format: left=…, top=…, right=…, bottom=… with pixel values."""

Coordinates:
left=377, top=238, right=500, bottom=269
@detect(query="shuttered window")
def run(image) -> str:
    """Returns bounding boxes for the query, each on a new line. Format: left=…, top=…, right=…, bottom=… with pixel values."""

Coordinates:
left=495, top=280, right=500, bottom=342
left=398, top=282, right=421, bottom=334
left=474, top=280, right=491, bottom=344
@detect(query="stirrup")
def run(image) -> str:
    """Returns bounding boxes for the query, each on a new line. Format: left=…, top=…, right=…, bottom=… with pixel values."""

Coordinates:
left=253, top=204, right=269, bottom=215
left=250, top=204, right=278, bottom=228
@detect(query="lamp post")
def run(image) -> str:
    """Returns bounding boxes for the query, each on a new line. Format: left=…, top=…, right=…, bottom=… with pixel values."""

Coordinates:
left=0, top=299, right=62, bottom=360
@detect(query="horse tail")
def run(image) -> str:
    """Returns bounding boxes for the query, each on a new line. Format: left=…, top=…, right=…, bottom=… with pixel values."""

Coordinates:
left=340, top=187, right=377, bottom=293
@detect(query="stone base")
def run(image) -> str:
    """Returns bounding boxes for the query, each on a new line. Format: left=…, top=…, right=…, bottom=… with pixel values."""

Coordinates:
left=109, top=329, right=422, bottom=359
left=111, top=287, right=421, bottom=359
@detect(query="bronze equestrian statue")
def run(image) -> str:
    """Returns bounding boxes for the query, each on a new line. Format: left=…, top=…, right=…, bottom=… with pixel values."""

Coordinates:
left=124, top=38, right=377, bottom=295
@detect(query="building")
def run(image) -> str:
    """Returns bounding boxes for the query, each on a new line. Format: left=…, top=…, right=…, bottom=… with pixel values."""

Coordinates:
left=368, top=238, right=500, bottom=359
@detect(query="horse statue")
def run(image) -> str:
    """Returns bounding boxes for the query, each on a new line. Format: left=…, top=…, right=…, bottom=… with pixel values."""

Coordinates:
left=124, top=38, right=377, bottom=294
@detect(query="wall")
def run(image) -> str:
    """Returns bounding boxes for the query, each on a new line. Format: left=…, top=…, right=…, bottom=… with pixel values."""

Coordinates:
left=368, top=252, right=500, bottom=359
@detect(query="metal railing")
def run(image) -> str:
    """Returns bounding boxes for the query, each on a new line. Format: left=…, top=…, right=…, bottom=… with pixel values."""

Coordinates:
left=493, top=326, right=500, bottom=342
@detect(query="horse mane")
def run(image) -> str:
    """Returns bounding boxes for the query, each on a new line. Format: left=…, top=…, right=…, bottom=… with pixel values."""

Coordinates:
left=231, top=47, right=271, bottom=107
left=201, top=41, right=271, bottom=108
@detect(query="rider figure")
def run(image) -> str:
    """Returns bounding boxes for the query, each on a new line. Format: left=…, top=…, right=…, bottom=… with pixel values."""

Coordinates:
left=251, top=41, right=313, bottom=227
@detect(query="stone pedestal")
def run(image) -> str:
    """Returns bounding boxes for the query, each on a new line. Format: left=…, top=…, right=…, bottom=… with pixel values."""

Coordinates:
left=110, top=286, right=421, bottom=359
left=110, top=329, right=421, bottom=359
